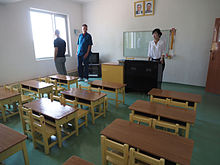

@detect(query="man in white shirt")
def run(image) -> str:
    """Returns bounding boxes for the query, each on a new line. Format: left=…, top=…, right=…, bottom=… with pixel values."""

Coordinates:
left=148, top=28, right=165, bottom=71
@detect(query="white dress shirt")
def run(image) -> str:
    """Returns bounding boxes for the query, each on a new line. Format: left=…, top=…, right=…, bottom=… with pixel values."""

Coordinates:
left=148, top=40, right=165, bottom=59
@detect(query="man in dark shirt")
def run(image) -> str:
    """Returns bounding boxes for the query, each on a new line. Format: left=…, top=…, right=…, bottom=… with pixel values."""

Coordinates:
left=76, top=24, right=93, bottom=82
left=54, top=29, right=67, bottom=75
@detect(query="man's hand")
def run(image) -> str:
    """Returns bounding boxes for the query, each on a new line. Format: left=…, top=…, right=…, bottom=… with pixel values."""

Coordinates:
left=84, top=53, right=88, bottom=59
left=160, top=58, right=164, bottom=64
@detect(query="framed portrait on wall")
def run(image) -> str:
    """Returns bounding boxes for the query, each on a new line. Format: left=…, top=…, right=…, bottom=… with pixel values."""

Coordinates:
left=134, top=1, right=144, bottom=17
left=144, top=0, right=154, bottom=16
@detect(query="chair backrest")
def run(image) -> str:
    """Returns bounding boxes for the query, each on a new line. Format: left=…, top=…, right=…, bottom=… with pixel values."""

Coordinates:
left=101, top=135, right=129, bottom=165
left=39, top=77, right=50, bottom=83
left=129, top=114, right=152, bottom=127
left=31, top=113, right=46, bottom=133
left=50, top=93, right=62, bottom=102
left=169, top=99, right=189, bottom=109
left=150, top=95, right=170, bottom=105
left=60, top=95, right=78, bottom=108
left=152, top=119, right=179, bottom=135
left=129, top=148, right=165, bottom=165
left=18, top=105, right=34, bottom=135
left=49, top=79, right=58, bottom=89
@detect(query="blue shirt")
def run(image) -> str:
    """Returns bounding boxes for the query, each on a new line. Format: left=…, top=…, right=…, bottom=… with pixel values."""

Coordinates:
left=77, top=32, right=93, bottom=56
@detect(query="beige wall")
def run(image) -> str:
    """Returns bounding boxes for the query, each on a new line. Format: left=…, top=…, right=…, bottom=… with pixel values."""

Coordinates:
left=82, top=0, right=220, bottom=86
left=0, top=0, right=82, bottom=85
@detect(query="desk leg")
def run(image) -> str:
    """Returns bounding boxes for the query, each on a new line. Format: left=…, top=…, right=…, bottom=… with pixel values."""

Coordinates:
left=185, top=123, right=190, bottom=138
left=194, top=103, right=197, bottom=111
left=75, top=115, right=79, bottom=136
left=55, top=122, right=62, bottom=148
left=122, top=87, right=125, bottom=104
left=21, top=141, right=29, bottom=165
left=76, top=80, right=78, bottom=88
left=0, top=104, right=6, bottom=122
left=150, top=95, right=153, bottom=102
left=67, top=82, right=70, bottom=90
left=91, top=102, right=95, bottom=124
left=103, top=99, right=106, bottom=118
left=115, top=89, right=118, bottom=108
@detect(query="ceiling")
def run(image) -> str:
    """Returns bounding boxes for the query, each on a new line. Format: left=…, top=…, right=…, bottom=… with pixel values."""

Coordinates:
left=0, top=0, right=97, bottom=4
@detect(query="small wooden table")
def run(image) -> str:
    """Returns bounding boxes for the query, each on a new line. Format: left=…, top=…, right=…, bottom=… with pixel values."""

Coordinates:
left=101, top=119, right=194, bottom=165
left=20, top=80, right=53, bottom=98
left=129, top=100, right=196, bottom=138
left=61, top=88, right=107, bottom=124
left=24, top=98, right=78, bottom=148
left=0, top=87, right=22, bottom=122
left=0, top=124, right=29, bottom=165
left=148, top=88, right=202, bottom=111
left=49, top=74, right=78, bottom=89
left=63, top=156, right=94, bottom=165
left=89, top=80, right=126, bottom=108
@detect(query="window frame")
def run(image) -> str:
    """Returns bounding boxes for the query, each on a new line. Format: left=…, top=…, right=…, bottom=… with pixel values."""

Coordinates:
left=30, top=8, right=71, bottom=61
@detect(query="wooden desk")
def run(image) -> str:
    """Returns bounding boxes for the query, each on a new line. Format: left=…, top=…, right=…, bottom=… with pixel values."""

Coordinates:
left=49, top=74, right=78, bottom=89
left=129, top=100, right=196, bottom=138
left=0, top=87, right=22, bottom=122
left=21, top=80, right=53, bottom=98
left=61, top=88, right=106, bottom=124
left=101, top=119, right=194, bottom=165
left=63, top=156, right=94, bottom=165
left=148, top=88, right=202, bottom=111
left=24, top=98, right=78, bottom=148
left=89, top=80, right=126, bottom=108
left=102, top=63, right=124, bottom=84
left=0, top=124, right=29, bottom=165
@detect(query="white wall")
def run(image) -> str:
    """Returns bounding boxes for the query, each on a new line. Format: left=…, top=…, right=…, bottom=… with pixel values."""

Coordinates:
left=83, top=0, right=220, bottom=86
left=0, top=0, right=82, bottom=85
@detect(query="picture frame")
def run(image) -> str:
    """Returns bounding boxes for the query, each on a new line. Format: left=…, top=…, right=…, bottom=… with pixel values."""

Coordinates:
left=134, top=1, right=144, bottom=17
left=144, top=0, right=155, bottom=16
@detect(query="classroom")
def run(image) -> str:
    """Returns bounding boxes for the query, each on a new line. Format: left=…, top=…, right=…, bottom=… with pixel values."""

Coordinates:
left=0, top=0, right=220, bottom=165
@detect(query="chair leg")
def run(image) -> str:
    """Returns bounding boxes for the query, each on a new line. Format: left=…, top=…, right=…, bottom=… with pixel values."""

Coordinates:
left=43, top=135, right=49, bottom=154
left=85, top=114, right=88, bottom=127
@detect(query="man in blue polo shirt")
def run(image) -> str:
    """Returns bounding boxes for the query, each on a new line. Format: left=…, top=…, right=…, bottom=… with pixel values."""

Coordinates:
left=76, top=24, right=93, bottom=82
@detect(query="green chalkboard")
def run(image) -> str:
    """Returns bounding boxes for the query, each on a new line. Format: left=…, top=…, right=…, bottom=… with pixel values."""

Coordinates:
left=123, top=30, right=170, bottom=58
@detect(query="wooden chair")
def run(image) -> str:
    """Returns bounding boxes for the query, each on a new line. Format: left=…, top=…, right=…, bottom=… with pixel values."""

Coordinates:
left=39, top=77, right=50, bottom=83
left=18, top=105, right=34, bottom=138
left=129, top=113, right=152, bottom=127
left=5, top=84, right=34, bottom=104
left=152, top=119, right=179, bottom=136
left=129, top=148, right=165, bottom=165
left=60, top=95, right=88, bottom=133
left=101, top=135, right=129, bottom=165
left=31, top=112, right=58, bottom=154
left=150, top=95, right=170, bottom=105
left=169, top=99, right=189, bottom=109
left=49, top=79, right=65, bottom=95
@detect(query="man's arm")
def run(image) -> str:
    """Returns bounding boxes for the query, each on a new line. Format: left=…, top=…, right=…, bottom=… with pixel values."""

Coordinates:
left=84, top=45, right=91, bottom=59
left=75, top=45, right=78, bottom=57
left=54, top=47, right=58, bottom=60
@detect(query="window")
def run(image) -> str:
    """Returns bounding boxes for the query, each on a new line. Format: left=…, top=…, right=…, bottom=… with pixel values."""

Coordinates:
left=30, top=9, right=70, bottom=60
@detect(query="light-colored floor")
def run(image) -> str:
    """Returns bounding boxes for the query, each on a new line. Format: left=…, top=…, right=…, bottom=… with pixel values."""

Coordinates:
left=2, top=80, right=220, bottom=165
